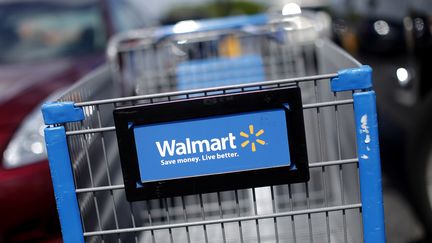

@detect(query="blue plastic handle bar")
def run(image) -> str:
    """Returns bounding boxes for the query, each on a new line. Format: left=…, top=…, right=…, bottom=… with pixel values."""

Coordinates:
left=44, top=126, right=85, bottom=243
left=155, top=13, right=268, bottom=39
left=42, top=102, right=85, bottom=242
left=331, top=66, right=386, bottom=242
left=353, top=91, right=386, bottom=243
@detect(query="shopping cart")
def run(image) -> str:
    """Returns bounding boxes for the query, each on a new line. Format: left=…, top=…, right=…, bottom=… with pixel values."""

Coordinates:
left=42, top=13, right=386, bottom=243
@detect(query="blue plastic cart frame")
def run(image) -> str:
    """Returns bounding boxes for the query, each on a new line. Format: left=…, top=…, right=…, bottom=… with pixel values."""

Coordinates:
left=42, top=65, right=385, bottom=243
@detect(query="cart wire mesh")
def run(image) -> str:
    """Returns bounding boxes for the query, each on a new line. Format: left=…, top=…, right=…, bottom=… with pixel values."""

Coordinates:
left=44, top=15, right=381, bottom=243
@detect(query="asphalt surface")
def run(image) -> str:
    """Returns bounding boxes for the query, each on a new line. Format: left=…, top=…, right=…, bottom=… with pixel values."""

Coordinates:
left=383, top=174, right=426, bottom=243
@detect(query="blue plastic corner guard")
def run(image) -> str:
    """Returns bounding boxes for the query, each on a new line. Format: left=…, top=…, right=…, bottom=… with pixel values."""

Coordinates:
left=44, top=126, right=84, bottom=243
left=331, top=65, right=372, bottom=92
left=353, top=91, right=386, bottom=243
left=42, top=101, right=84, bottom=125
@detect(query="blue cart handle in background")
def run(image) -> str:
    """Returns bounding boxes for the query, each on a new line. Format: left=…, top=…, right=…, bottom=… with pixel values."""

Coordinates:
left=155, top=14, right=268, bottom=39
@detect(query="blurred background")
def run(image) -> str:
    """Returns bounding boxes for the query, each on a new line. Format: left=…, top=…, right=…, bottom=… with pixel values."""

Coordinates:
left=0, top=0, right=431, bottom=242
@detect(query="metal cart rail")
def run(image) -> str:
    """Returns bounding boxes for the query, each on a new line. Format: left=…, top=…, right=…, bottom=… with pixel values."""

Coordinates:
left=42, top=13, right=385, bottom=243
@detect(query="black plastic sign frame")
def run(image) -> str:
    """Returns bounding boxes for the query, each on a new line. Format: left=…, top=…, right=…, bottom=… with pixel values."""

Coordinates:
left=114, top=87, right=309, bottom=201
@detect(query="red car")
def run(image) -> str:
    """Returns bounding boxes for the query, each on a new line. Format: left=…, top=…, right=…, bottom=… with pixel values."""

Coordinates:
left=0, top=0, right=148, bottom=242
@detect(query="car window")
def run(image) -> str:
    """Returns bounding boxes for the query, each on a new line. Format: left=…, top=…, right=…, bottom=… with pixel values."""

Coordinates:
left=108, top=0, right=146, bottom=32
left=0, top=2, right=106, bottom=63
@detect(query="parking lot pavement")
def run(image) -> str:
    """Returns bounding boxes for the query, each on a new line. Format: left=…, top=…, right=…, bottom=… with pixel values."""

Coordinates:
left=383, top=174, right=426, bottom=243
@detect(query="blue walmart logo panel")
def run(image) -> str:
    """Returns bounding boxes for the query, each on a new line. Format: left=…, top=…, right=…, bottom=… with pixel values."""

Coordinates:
left=133, top=109, right=290, bottom=182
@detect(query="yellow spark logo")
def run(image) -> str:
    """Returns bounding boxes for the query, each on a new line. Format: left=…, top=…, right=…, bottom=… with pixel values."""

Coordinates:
left=240, top=125, right=265, bottom=152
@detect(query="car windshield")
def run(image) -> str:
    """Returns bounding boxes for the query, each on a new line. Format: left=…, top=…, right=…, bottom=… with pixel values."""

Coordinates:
left=0, top=2, right=106, bottom=63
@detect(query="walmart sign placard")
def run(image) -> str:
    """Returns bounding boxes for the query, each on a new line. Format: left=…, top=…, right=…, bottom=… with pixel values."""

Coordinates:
left=134, top=109, right=291, bottom=183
